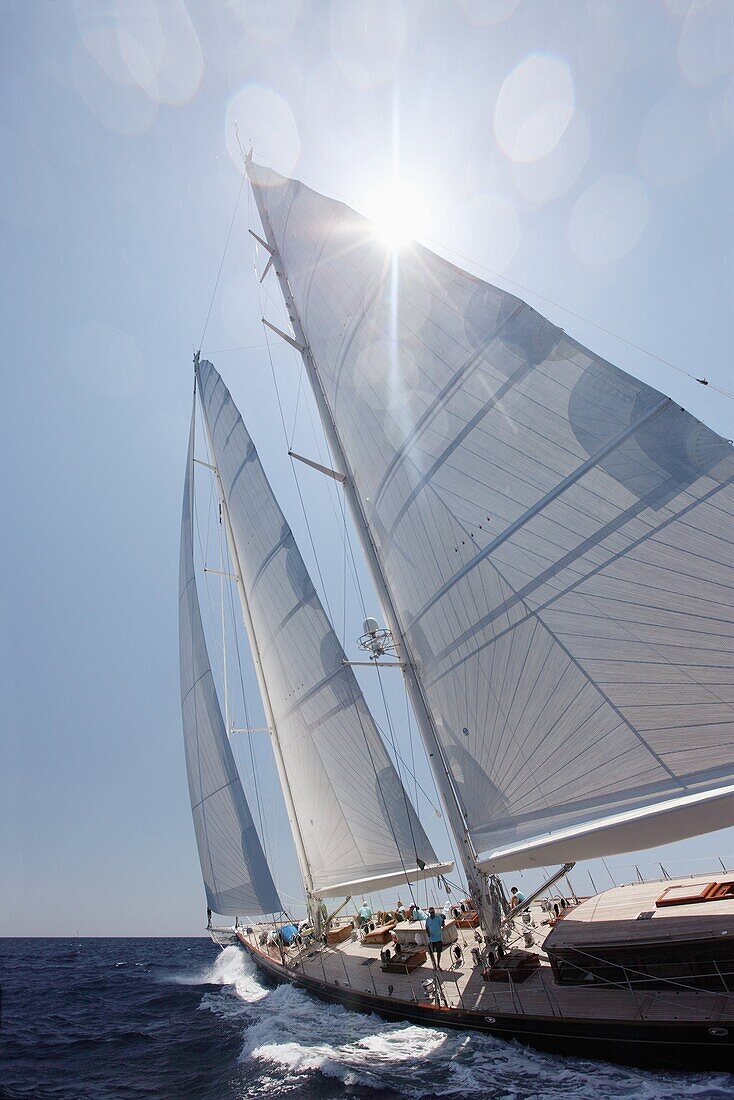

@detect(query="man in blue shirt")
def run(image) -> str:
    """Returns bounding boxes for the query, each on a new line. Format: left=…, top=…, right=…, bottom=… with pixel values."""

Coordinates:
left=424, top=906, right=446, bottom=966
left=358, top=901, right=373, bottom=927
left=280, top=923, right=299, bottom=946
left=510, top=886, right=527, bottom=908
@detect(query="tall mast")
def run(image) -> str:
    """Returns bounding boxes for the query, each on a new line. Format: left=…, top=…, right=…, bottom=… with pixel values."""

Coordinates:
left=246, top=159, right=500, bottom=941
left=196, top=363, right=318, bottom=927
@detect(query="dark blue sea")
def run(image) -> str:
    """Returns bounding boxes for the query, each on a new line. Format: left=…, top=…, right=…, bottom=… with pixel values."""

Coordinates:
left=1, top=938, right=732, bottom=1099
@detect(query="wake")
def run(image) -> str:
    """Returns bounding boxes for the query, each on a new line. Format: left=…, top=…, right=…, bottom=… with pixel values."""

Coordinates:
left=197, top=946, right=731, bottom=1100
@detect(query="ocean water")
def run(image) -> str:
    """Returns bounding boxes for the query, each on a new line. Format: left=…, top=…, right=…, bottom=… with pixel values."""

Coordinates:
left=0, top=938, right=732, bottom=1099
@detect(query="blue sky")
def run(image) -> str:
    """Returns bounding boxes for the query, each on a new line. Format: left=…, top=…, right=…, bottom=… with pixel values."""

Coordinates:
left=1, top=0, right=733, bottom=935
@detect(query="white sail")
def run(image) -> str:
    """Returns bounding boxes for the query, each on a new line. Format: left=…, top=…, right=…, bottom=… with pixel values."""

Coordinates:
left=249, top=162, right=734, bottom=871
left=197, top=360, right=451, bottom=898
left=180, top=412, right=281, bottom=914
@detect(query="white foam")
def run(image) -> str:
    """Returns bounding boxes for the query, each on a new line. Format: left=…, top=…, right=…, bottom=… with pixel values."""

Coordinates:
left=170, top=945, right=269, bottom=1003
left=199, top=948, right=732, bottom=1099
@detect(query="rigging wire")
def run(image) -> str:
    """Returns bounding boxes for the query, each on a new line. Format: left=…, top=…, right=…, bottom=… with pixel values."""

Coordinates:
left=404, top=682, right=422, bottom=819
left=279, top=323, right=372, bottom=632
left=291, top=379, right=368, bottom=650
left=374, top=661, right=432, bottom=907
left=222, top=513, right=273, bottom=865
left=195, top=389, right=274, bottom=871
left=416, top=237, right=734, bottom=404
left=193, top=410, right=228, bottom=694
left=274, top=289, right=446, bottom=844
left=247, top=187, right=337, bottom=627
left=404, top=677, right=468, bottom=897
left=341, top=511, right=348, bottom=651
left=198, top=167, right=248, bottom=354
left=289, top=358, right=306, bottom=452
left=192, top=400, right=218, bottom=589
left=299, top=379, right=371, bottom=626
left=272, top=751, right=281, bottom=890
left=208, top=342, right=268, bottom=354
left=344, top=671, right=419, bottom=909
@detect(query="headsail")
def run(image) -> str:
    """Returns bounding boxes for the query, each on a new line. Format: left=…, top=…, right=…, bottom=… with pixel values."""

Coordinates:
left=197, top=360, right=451, bottom=898
left=179, top=410, right=281, bottom=915
left=248, top=162, right=734, bottom=872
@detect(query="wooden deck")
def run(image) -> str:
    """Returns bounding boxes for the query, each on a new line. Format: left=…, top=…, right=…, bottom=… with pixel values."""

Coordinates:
left=545, top=871, right=734, bottom=949
left=242, top=891, right=734, bottom=1026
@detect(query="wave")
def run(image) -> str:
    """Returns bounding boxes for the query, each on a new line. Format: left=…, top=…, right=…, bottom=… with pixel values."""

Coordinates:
left=166, top=945, right=270, bottom=1002
left=198, top=946, right=732, bottom=1100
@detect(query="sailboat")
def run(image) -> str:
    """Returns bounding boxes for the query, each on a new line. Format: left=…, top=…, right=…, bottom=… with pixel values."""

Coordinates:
left=179, top=154, right=734, bottom=1070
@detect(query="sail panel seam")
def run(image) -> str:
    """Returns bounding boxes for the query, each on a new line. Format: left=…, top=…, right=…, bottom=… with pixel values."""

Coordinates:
left=371, top=304, right=527, bottom=514
left=406, top=396, right=672, bottom=632
left=425, top=474, right=734, bottom=686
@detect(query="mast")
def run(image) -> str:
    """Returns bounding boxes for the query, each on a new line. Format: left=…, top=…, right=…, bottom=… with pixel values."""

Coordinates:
left=246, top=159, right=500, bottom=941
left=195, top=362, right=319, bottom=928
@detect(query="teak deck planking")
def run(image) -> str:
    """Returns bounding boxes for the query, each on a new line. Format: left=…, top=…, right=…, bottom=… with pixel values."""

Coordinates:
left=243, top=882, right=734, bottom=1026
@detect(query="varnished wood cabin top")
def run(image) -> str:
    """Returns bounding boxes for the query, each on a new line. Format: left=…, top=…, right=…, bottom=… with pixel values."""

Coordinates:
left=545, top=871, right=734, bottom=949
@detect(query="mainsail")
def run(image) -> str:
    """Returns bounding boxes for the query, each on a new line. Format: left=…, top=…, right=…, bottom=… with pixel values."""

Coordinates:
left=179, top=412, right=281, bottom=915
left=197, top=359, right=451, bottom=898
left=248, top=162, right=734, bottom=872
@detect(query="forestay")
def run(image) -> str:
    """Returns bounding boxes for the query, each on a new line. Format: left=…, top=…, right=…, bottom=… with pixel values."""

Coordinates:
left=197, top=360, right=450, bottom=898
left=179, top=412, right=281, bottom=915
left=249, top=162, right=734, bottom=870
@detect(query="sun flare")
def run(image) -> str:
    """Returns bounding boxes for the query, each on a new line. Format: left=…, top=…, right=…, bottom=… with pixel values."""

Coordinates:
left=364, top=181, right=426, bottom=249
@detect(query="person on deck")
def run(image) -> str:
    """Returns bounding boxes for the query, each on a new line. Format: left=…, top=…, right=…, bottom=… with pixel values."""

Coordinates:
left=412, top=904, right=427, bottom=922
left=206, top=907, right=212, bottom=929
left=425, top=906, right=446, bottom=967
left=510, top=886, right=526, bottom=908
left=394, top=901, right=406, bottom=922
left=280, top=923, right=299, bottom=946
left=358, top=901, right=373, bottom=927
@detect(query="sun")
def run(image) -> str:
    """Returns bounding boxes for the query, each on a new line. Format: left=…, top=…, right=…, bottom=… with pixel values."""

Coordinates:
left=364, top=181, right=426, bottom=249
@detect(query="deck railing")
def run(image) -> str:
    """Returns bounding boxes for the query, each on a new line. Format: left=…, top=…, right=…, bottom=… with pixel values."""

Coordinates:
left=243, top=920, right=733, bottom=1025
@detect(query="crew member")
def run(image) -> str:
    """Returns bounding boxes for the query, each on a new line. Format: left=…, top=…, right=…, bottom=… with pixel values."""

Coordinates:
left=358, top=900, right=373, bottom=927
left=425, top=906, right=446, bottom=967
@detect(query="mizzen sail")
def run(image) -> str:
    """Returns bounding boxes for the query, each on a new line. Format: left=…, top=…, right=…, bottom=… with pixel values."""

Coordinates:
left=197, top=360, right=451, bottom=898
left=180, top=411, right=281, bottom=914
left=249, top=162, right=734, bottom=871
